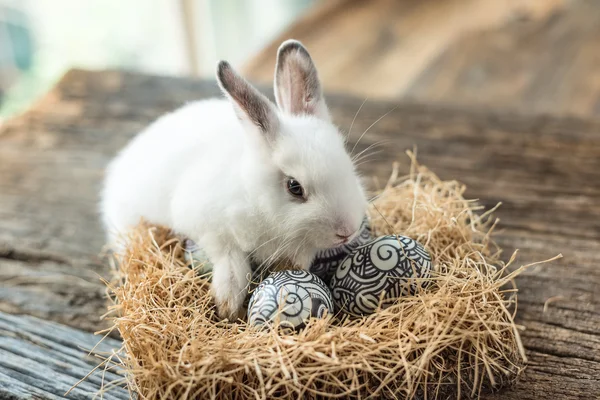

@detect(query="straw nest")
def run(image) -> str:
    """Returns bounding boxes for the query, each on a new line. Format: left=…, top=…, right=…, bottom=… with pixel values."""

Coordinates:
left=100, top=153, right=552, bottom=399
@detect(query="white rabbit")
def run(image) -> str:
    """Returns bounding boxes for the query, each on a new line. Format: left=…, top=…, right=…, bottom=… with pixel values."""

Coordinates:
left=101, top=40, right=367, bottom=319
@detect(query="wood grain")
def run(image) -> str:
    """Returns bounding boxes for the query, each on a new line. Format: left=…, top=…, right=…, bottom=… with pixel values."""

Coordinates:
left=406, top=0, right=600, bottom=118
left=243, top=0, right=566, bottom=100
left=0, top=69, right=598, bottom=398
left=0, top=311, right=127, bottom=399
left=243, top=0, right=600, bottom=119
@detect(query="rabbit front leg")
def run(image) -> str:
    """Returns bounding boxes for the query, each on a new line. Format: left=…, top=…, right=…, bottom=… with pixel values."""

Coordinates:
left=210, top=248, right=252, bottom=320
left=295, top=248, right=317, bottom=271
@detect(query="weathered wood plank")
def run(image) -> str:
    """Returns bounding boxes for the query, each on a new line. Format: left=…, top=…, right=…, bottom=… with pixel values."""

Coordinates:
left=0, top=311, right=127, bottom=399
left=0, top=254, right=109, bottom=334
left=243, top=0, right=566, bottom=102
left=0, top=373, right=64, bottom=400
left=0, top=69, right=599, bottom=398
left=244, top=0, right=600, bottom=118
left=406, top=0, right=600, bottom=118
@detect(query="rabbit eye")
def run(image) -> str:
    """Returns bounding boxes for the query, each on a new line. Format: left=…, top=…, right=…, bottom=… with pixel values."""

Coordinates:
left=286, top=177, right=305, bottom=199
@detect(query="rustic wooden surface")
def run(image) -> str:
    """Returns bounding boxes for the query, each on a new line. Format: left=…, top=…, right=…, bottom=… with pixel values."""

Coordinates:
left=244, top=0, right=564, bottom=96
left=0, top=69, right=599, bottom=398
left=244, top=0, right=600, bottom=118
left=0, top=311, right=127, bottom=399
left=406, top=0, right=600, bottom=118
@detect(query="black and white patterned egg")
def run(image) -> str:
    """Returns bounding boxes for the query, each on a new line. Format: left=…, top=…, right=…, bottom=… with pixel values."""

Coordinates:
left=310, top=216, right=373, bottom=285
left=183, top=239, right=214, bottom=275
left=247, top=270, right=334, bottom=330
left=330, top=235, right=432, bottom=317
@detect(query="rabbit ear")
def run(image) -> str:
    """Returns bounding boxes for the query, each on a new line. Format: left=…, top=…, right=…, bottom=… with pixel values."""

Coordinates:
left=217, top=61, right=279, bottom=143
left=274, top=40, right=330, bottom=121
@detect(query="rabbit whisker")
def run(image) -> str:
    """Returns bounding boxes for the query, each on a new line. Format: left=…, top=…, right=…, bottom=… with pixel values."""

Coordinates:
left=346, top=97, right=369, bottom=142
left=350, top=106, right=398, bottom=156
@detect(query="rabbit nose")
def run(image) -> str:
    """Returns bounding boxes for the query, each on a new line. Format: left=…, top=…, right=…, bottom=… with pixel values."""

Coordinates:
left=335, top=224, right=354, bottom=241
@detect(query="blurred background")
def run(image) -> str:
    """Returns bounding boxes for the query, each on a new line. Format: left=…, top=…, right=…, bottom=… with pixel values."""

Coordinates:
left=1, top=0, right=598, bottom=121
left=0, top=0, right=315, bottom=119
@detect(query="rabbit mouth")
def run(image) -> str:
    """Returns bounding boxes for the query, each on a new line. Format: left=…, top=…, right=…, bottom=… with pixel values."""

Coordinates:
left=331, top=233, right=357, bottom=247
left=333, top=236, right=350, bottom=246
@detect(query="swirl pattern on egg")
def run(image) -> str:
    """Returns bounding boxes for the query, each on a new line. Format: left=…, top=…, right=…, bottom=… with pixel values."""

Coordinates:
left=247, top=270, right=333, bottom=330
left=330, top=235, right=432, bottom=317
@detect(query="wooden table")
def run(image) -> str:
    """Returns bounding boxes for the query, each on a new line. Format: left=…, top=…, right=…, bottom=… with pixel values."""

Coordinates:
left=1, top=69, right=598, bottom=399
left=245, top=0, right=600, bottom=119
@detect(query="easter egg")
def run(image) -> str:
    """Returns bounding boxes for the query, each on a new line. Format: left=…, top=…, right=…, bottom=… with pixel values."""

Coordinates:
left=310, top=216, right=373, bottom=284
left=183, top=239, right=214, bottom=275
left=330, top=235, right=432, bottom=317
left=247, top=270, right=334, bottom=330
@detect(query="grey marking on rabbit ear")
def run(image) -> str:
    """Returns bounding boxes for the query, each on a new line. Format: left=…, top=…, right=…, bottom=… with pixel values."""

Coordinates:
left=274, top=40, right=330, bottom=121
left=217, top=61, right=278, bottom=136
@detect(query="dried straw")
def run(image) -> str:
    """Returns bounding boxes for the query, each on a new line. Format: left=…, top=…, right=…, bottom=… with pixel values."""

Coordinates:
left=101, top=152, right=554, bottom=399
